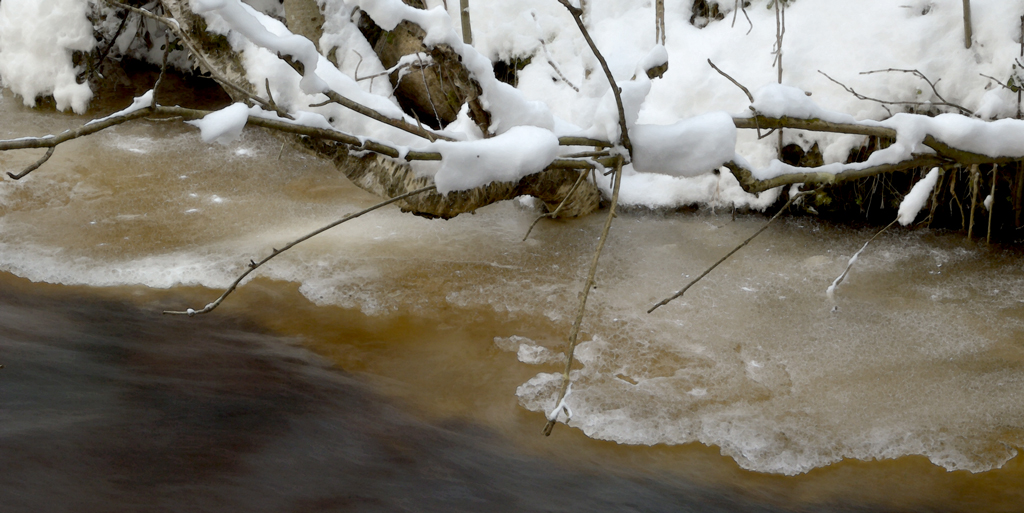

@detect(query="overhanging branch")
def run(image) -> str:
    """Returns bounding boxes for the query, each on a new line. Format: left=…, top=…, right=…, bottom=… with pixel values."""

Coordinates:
left=723, top=155, right=950, bottom=193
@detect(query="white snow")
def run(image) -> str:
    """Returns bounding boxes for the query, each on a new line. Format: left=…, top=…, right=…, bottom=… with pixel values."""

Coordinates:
left=0, top=0, right=94, bottom=113
left=186, top=102, right=251, bottom=145
left=884, top=113, right=1024, bottom=159
left=86, top=90, right=154, bottom=126
left=748, top=83, right=858, bottom=125
left=422, top=125, right=560, bottom=194
left=637, top=45, right=668, bottom=75
left=897, top=167, right=941, bottom=226
left=630, top=112, right=737, bottom=177
left=5, top=0, right=1024, bottom=211
left=192, top=0, right=329, bottom=95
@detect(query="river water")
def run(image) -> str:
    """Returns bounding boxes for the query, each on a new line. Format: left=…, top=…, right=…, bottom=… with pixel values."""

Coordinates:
left=2, top=91, right=1024, bottom=511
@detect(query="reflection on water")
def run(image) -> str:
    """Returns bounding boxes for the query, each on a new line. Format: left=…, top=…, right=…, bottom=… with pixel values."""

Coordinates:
left=3, top=92, right=1024, bottom=510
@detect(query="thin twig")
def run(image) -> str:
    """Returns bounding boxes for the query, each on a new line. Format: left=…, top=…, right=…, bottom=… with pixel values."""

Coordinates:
left=773, top=0, right=785, bottom=83
left=821, top=69, right=973, bottom=116
left=648, top=190, right=811, bottom=313
left=774, top=0, right=785, bottom=159
left=556, top=0, right=633, bottom=157
left=560, top=150, right=610, bottom=159
left=823, top=218, right=897, bottom=298
left=860, top=68, right=972, bottom=115
left=91, top=9, right=131, bottom=81
left=655, top=0, right=665, bottom=45
left=731, top=0, right=753, bottom=34
left=321, top=89, right=455, bottom=142
left=417, top=54, right=443, bottom=128
left=523, top=168, right=590, bottom=241
left=164, top=185, right=437, bottom=316
left=543, top=156, right=623, bottom=436
left=980, top=73, right=1014, bottom=91
left=707, top=59, right=753, bottom=103
left=826, top=218, right=898, bottom=299
left=529, top=19, right=580, bottom=93
left=987, top=164, right=998, bottom=245
left=6, top=147, right=55, bottom=180
left=962, top=0, right=973, bottom=49
left=151, top=39, right=173, bottom=107
left=968, top=163, right=980, bottom=238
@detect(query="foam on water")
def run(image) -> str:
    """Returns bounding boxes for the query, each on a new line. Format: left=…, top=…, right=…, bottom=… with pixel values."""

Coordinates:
left=3, top=99, right=1024, bottom=476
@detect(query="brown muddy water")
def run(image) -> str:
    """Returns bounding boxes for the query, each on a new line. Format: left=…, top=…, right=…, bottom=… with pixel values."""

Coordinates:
left=2, top=91, right=1024, bottom=512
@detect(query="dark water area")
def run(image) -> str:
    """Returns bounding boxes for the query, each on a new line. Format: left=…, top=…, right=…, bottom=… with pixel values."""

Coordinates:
left=0, top=274, right=826, bottom=513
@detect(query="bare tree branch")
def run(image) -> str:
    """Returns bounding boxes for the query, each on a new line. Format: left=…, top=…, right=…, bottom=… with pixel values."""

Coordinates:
left=723, top=155, right=950, bottom=194
left=6, top=147, right=56, bottom=180
left=273, top=72, right=456, bottom=141
left=826, top=218, right=898, bottom=299
left=648, top=189, right=813, bottom=313
left=164, top=185, right=438, bottom=316
left=557, top=0, right=633, bottom=157
left=708, top=59, right=753, bottom=103
left=0, top=102, right=622, bottom=193
left=821, top=70, right=973, bottom=116
left=962, top=0, right=973, bottom=49
left=731, top=0, right=753, bottom=34
left=543, top=155, right=624, bottom=436
left=655, top=0, right=665, bottom=45
left=522, top=168, right=591, bottom=241
left=0, top=108, right=158, bottom=152
left=980, top=73, right=1014, bottom=91
left=860, top=68, right=972, bottom=115
left=459, top=0, right=473, bottom=45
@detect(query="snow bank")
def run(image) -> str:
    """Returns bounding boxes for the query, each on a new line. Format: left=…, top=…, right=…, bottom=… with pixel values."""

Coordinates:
left=0, top=0, right=94, bottom=113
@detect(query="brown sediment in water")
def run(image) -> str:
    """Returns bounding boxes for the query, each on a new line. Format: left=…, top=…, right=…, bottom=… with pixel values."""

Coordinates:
left=0, top=271, right=798, bottom=512
left=4, top=270, right=1024, bottom=512
left=234, top=277, right=1024, bottom=513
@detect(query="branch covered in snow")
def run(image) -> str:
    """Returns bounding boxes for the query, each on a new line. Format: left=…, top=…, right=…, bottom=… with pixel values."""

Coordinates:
left=0, top=98, right=618, bottom=187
